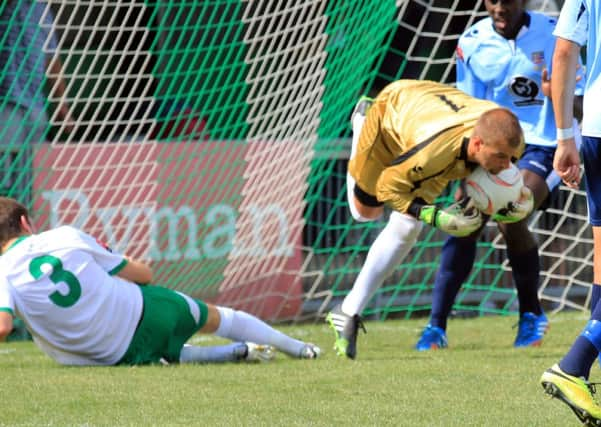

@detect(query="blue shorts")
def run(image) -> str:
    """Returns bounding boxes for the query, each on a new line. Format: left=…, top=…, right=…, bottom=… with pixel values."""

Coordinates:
left=518, top=144, right=560, bottom=209
left=582, top=136, right=601, bottom=226
left=518, top=144, right=556, bottom=183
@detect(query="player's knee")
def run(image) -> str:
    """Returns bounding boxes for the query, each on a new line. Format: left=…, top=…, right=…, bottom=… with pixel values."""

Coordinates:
left=0, top=324, right=12, bottom=341
left=348, top=182, right=384, bottom=222
left=212, top=305, right=235, bottom=337
left=350, top=199, right=384, bottom=222
left=200, top=304, right=221, bottom=334
left=499, top=221, right=536, bottom=249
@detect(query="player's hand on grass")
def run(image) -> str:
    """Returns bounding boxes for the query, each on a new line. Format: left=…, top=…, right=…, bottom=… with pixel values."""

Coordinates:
left=418, top=199, right=483, bottom=237
left=492, top=186, right=534, bottom=223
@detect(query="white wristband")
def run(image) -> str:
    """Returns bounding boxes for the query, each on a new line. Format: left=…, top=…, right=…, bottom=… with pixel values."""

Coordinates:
left=556, top=127, right=574, bottom=140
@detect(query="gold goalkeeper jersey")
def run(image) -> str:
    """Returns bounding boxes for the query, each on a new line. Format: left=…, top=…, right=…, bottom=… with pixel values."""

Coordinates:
left=348, top=79, right=520, bottom=214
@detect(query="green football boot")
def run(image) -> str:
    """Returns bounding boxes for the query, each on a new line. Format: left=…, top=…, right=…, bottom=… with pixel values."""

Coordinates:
left=541, top=364, right=601, bottom=426
left=326, top=305, right=366, bottom=359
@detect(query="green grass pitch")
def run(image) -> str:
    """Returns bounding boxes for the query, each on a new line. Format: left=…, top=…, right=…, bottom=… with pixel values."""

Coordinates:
left=0, top=312, right=595, bottom=426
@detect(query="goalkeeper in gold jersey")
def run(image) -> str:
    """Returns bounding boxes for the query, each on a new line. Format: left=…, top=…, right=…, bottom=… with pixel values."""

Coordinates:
left=327, top=79, right=533, bottom=359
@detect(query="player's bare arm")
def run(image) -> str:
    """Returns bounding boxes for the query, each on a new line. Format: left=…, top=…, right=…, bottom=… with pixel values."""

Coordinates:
left=551, top=37, right=581, bottom=188
left=0, top=311, right=13, bottom=342
left=116, top=257, right=153, bottom=285
left=542, top=67, right=584, bottom=122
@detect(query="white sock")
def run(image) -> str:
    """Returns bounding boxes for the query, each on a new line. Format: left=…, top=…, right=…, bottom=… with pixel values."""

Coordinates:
left=214, top=306, right=305, bottom=357
left=179, top=343, right=245, bottom=363
left=341, top=211, right=423, bottom=315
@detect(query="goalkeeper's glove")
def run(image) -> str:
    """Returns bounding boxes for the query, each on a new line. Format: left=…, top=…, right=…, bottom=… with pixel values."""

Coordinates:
left=418, top=200, right=483, bottom=237
left=492, top=186, right=534, bottom=223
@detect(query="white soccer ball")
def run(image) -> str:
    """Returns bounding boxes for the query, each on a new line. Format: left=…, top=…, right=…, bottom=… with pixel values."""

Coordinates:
left=465, top=164, right=524, bottom=215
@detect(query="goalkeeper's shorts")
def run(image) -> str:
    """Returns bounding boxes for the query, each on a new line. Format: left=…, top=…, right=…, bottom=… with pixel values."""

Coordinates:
left=347, top=99, right=392, bottom=207
left=117, top=285, right=209, bottom=365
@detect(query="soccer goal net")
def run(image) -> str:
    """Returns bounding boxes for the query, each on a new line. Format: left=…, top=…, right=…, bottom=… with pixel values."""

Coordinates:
left=0, top=0, right=592, bottom=323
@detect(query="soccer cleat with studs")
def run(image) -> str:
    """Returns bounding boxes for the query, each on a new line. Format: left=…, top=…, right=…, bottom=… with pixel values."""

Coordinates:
left=514, top=312, right=549, bottom=347
left=326, top=305, right=366, bottom=359
left=415, top=324, right=448, bottom=351
left=541, top=364, right=601, bottom=426
left=299, top=343, right=321, bottom=359
left=240, top=342, right=276, bottom=362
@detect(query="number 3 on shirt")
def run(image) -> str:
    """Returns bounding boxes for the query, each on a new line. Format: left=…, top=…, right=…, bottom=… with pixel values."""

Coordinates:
left=29, top=255, right=82, bottom=307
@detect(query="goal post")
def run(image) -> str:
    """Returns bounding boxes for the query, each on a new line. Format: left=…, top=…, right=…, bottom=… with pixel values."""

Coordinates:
left=1, top=0, right=592, bottom=323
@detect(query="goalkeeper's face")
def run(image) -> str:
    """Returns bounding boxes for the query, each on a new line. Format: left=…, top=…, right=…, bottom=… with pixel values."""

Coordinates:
left=471, top=108, right=522, bottom=174
left=475, top=139, right=516, bottom=175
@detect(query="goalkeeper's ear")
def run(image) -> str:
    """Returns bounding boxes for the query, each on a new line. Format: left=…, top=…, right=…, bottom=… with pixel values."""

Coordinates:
left=19, top=214, right=35, bottom=234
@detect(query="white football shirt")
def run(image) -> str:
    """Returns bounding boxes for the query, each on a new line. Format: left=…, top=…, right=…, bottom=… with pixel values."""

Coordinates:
left=0, top=226, right=143, bottom=365
left=554, top=0, right=601, bottom=137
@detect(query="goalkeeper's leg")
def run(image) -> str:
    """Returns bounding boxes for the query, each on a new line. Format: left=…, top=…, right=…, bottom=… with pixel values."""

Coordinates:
left=328, top=212, right=422, bottom=358
left=342, top=212, right=422, bottom=316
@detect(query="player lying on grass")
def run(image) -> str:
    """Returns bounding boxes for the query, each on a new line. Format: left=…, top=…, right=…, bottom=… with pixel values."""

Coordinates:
left=327, top=79, right=533, bottom=359
left=0, top=197, right=320, bottom=365
left=415, top=0, right=584, bottom=352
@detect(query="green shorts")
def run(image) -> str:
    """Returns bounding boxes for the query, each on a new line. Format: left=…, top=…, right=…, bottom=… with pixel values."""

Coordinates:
left=117, top=285, right=209, bottom=365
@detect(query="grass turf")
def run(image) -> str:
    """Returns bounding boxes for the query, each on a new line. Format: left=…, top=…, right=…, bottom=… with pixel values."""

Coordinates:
left=0, top=311, right=595, bottom=426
